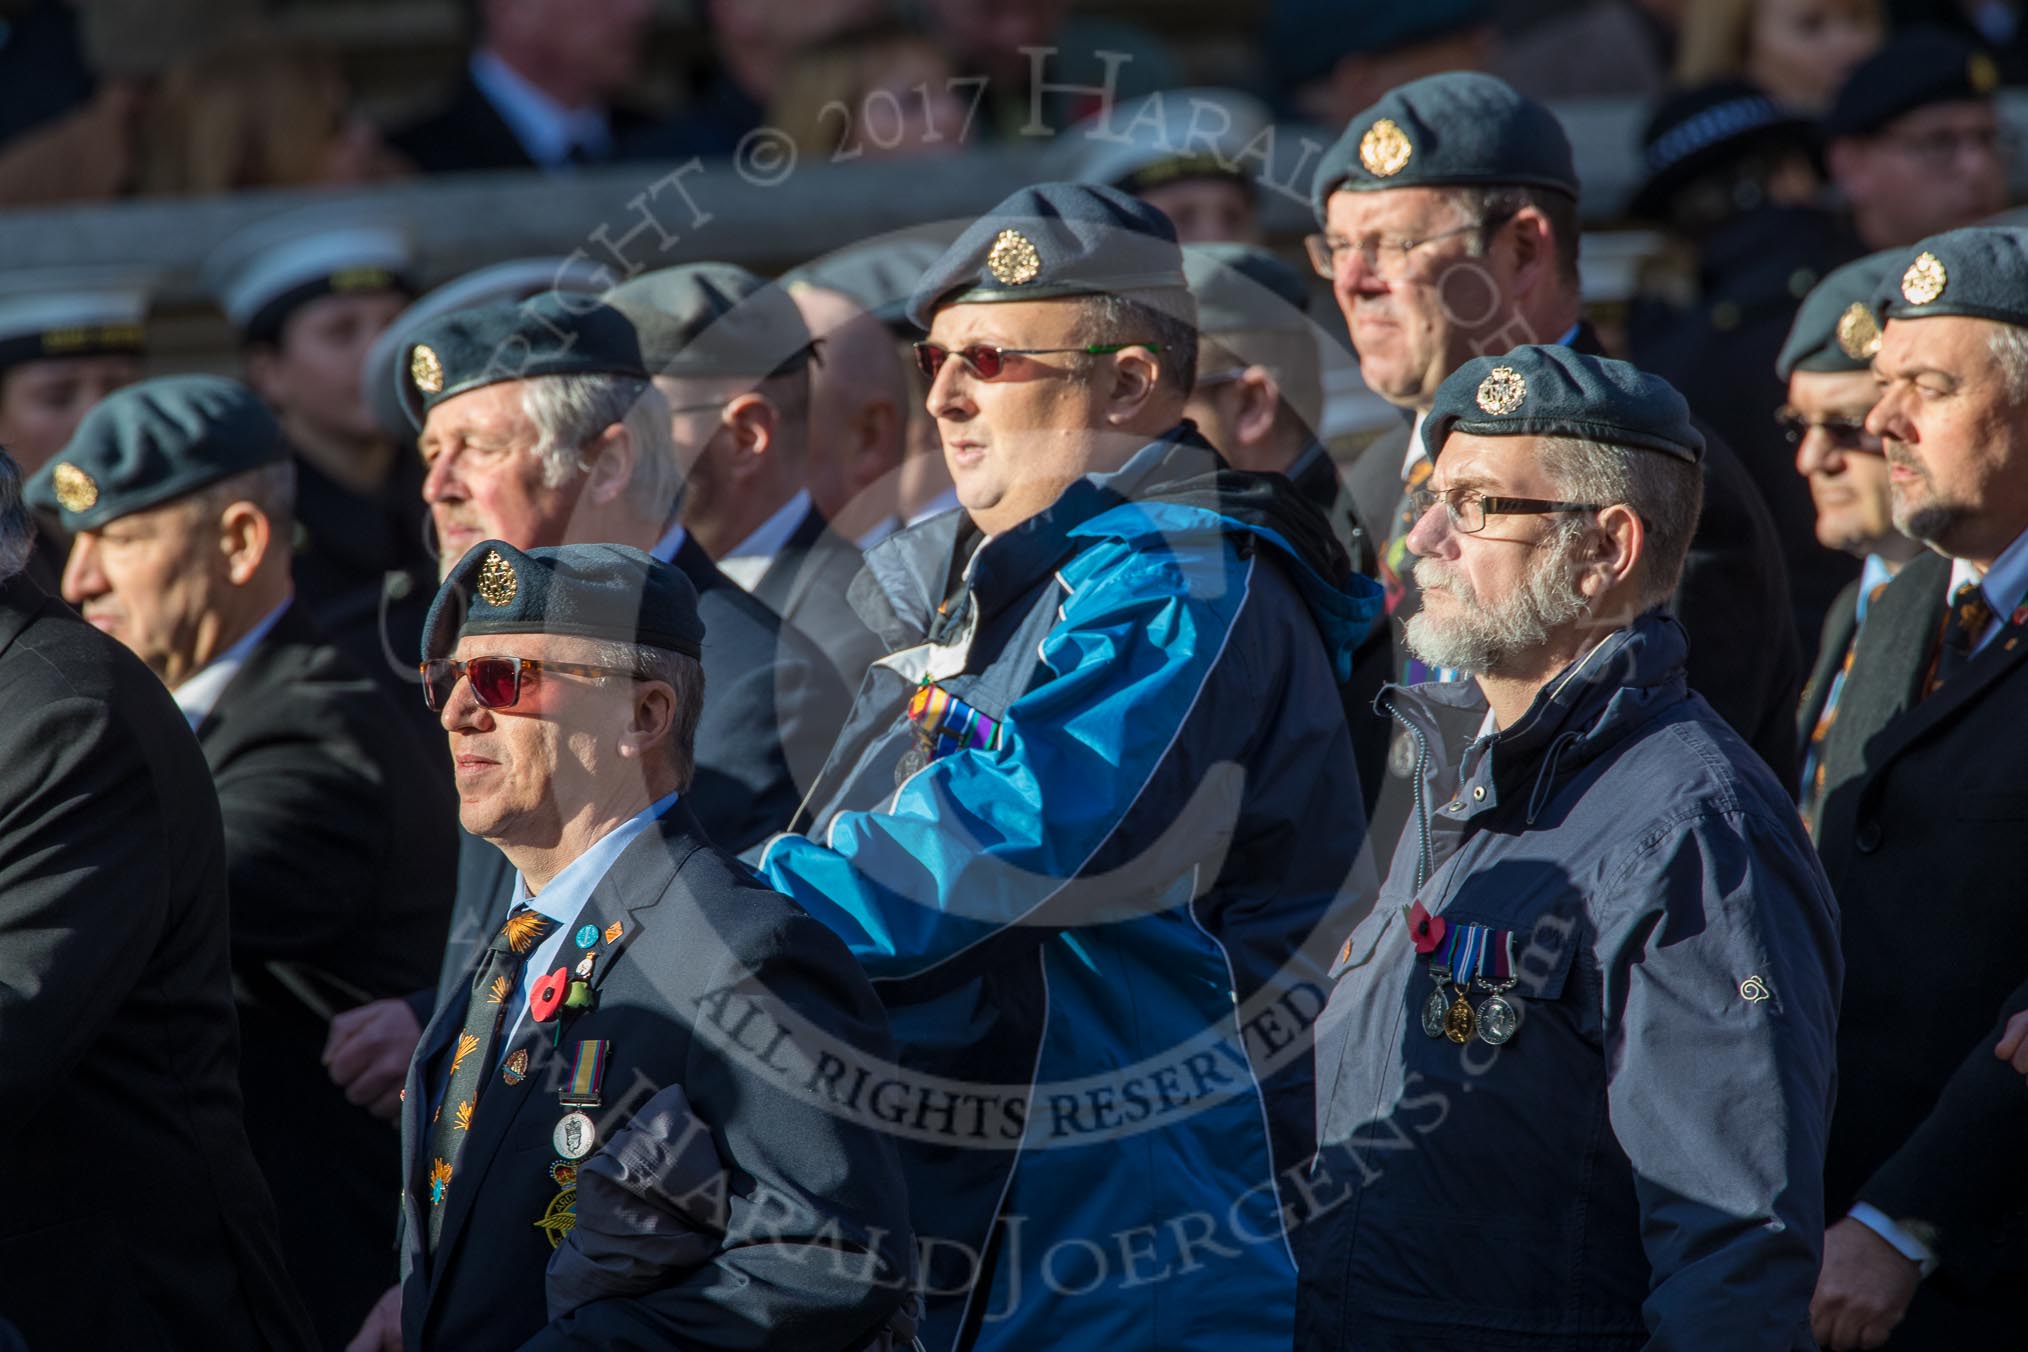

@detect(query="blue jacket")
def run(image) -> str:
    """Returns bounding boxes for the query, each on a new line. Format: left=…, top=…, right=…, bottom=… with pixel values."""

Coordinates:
left=760, top=428, right=1382, bottom=1352
left=1297, top=613, right=1841, bottom=1352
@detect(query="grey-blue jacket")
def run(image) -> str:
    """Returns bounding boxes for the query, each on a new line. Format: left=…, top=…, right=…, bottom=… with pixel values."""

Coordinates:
left=1296, top=612, right=1841, bottom=1351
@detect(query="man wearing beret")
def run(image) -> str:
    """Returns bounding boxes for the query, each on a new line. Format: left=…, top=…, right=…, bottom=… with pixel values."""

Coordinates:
left=786, top=279, right=911, bottom=548
left=1807, top=227, right=2028, bottom=1348
left=0, top=447, right=314, bottom=1346
left=759, top=182, right=1383, bottom=1350
left=606, top=262, right=886, bottom=690
left=26, top=375, right=457, bottom=1345
left=1778, top=251, right=1924, bottom=830
left=1058, top=88, right=1272, bottom=245
left=324, top=291, right=850, bottom=1166
left=1826, top=28, right=2009, bottom=254
left=1181, top=241, right=1394, bottom=814
left=1312, top=70, right=1804, bottom=823
left=349, top=539, right=912, bottom=1349
left=1298, top=345, right=1841, bottom=1351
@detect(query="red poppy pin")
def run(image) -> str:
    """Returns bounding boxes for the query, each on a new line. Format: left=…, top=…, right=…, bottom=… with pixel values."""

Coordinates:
left=1405, top=900, right=1446, bottom=955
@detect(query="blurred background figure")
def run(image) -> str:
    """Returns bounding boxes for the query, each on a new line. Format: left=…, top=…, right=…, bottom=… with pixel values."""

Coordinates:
left=630, top=0, right=887, bottom=158
left=787, top=280, right=909, bottom=545
left=767, top=17, right=967, bottom=163
left=0, top=267, right=149, bottom=591
left=1264, top=0, right=1494, bottom=128
left=914, top=0, right=1180, bottom=138
left=206, top=209, right=433, bottom=710
left=1676, top=0, right=1885, bottom=112
left=1497, top=0, right=1685, bottom=101
left=1825, top=26, right=2012, bottom=250
left=1057, top=88, right=1273, bottom=243
left=389, top=0, right=657, bottom=172
left=1627, top=80, right=1863, bottom=658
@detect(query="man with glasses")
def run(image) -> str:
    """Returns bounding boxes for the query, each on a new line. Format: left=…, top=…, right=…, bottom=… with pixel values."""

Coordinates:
left=1310, top=70, right=1803, bottom=822
left=1298, top=343, right=1840, bottom=1352
left=351, top=537, right=912, bottom=1350
left=1806, top=227, right=2028, bottom=1350
left=1777, top=252, right=1923, bottom=831
left=24, top=377, right=453, bottom=1345
left=757, top=182, right=1382, bottom=1351
left=607, top=263, right=885, bottom=693
left=1826, top=29, right=2010, bottom=254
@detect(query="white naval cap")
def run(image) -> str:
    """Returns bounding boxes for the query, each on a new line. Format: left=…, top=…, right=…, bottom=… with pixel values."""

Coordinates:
left=0, top=266, right=156, bottom=371
left=362, top=255, right=616, bottom=438
left=203, top=207, right=416, bottom=341
left=1052, top=87, right=1273, bottom=196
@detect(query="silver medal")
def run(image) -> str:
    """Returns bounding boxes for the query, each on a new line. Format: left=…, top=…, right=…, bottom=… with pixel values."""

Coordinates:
left=553, top=1110, right=596, bottom=1160
left=1476, top=991, right=1521, bottom=1045
left=1421, top=984, right=1450, bottom=1038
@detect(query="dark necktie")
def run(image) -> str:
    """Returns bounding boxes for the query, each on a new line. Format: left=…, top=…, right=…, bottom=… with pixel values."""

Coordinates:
left=1801, top=577, right=1893, bottom=836
left=1927, top=580, right=1993, bottom=696
left=424, top=902, right=551, bottom=1250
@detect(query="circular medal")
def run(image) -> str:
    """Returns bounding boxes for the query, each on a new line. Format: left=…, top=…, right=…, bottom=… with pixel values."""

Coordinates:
left=1476, top=992, right=1521, bottom=1045
left=1421, top=986, right=1449, bottom=1038
left=1443, top=992, right=1476, bottom=1044
left=553, top=1110, right=596, bottom=1160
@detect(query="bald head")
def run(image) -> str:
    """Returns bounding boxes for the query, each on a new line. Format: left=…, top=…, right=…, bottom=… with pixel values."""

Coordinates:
left=790, top=283, right=906, bottom=539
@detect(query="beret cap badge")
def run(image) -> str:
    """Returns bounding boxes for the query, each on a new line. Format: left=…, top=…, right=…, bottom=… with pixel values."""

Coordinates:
left=1358, top=118, right=1413, bottom=178
left=1971, top=51, right=2001, bottom=94
left=476, top=549, right=518, bottom=607
left=1475, top=365, right=1528, bottom=415
left=1902, top=251, right=1948, bottom=305
left=1835, top=302, right=1883, bottom=360
left=985, top=229, right=1043, bottom=286
left=410, top=343, right=445, bottom=395
left=51, top=462, right=98, bottom=513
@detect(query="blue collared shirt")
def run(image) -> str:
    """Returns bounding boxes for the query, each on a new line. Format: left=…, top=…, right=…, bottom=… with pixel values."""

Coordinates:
left=499, top=791, right=679, bottom=1051
left=172, top=598, right=290, bottom=730
left=469, top=49, right=611, bottom=168
left=1950, top=524, right=2028, bottom=652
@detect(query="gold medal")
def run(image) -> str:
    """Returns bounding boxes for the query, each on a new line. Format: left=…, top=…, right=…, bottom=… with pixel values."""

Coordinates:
left=1443, top=990, right=1477, bottom=1044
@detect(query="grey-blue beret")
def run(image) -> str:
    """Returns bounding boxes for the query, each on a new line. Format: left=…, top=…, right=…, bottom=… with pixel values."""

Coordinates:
left=399, top=291, right=648, bottom=430
left=1422, top=345, right=1703, bottom=464
left=422, top=538, right=705, bottom=661
left=1777, top=250, right=1901, bottom=379
left=1872, top=226, right=2028, bottom=328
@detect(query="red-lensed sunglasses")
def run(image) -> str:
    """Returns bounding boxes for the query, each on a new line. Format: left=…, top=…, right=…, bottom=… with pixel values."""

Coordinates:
left=419, top=656, right=634, bottom=712
left=912, top=340, right=1161, bottom=380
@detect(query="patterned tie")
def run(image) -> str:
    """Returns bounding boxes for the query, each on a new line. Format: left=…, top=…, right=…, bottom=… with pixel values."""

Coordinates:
left=1926, top=580, right=1993, bottom=696
left=1379, top=458, right=1434, bottom=617
left=1800, top=577, right=1893, bottom=837
left=424, top=902, right=551, bottom=1251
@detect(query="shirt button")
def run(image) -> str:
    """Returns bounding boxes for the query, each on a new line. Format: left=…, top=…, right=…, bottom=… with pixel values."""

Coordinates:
left=1855, top=820, right=1884, bottom=853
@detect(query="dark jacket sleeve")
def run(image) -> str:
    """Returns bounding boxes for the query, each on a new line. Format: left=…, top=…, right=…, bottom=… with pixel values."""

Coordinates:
left=1857, top=974, right=2028, bottom=1285
left=1593, top=809, right=1840, bottom=1350
left=0, top=690, right=180, bottom=1113
left=518, top=910, right=913, bottom=1350
left=209, top=723, right=386, bottom=962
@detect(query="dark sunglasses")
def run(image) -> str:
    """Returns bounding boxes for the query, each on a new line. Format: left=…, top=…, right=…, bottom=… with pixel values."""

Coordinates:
left=419, top=655, right=635, bottom=712
left=1774, top=408, right=1880, bottom=453
left=912, top=340, right=1161, bottom=381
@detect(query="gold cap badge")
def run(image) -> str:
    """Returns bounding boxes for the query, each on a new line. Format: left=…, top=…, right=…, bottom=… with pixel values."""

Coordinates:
left=1475, top=365, right=1528, bottom=415
left=1901, top=251, right=1947, bottom=306
left=1970, top=51, right=2000, bottom=94
left=51, top=462, right=98, bottom=513
left=476, top=549, right=518, bottom=607
left=1359, top=118, right=1413, bottom=178
left=1835, top=302, right=1882, bottom=361
left=410, top=344, right=445, bottom=395
left=985, top=229, right=1042, bottom=286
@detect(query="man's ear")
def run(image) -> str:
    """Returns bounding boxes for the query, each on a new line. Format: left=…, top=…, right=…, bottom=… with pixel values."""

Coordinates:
left=580, top=422, right=638, bottom=507
left=617, top=678, right=677, bottom=761
left=219, top=500, right=273, bottom=585
left=1502, top=206, right=1558, bottom=302
left=1586, top=502, right=1645, bottom=598
left=1233, top=367, right=1284, bottom=448
left=849, top=397, right=904, bottom=493
left=1105, top=346, right=1162, bottom=425
left=242, top=343, right=284, bottom=406
left=721, top=393, right=779, bottom=483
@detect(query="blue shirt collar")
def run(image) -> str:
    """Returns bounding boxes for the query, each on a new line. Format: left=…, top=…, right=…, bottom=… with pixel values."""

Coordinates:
left=512, top=791, right=681, bottom=922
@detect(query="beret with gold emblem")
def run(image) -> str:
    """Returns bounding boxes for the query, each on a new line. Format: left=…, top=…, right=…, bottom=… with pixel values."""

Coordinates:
left=905, top=182, right=1190, bottom=331
left=1824, top=27, right=2000, bottom=141
left=1310, top=71, right=1579, bottom=224
left=1872, top=226, right=2028, bottom=327
left=422, top=538, right=705, bottom=662
left=398, top=291, right=649, bottom=430
left=25, top=374, right=286, bottom=533
left=1422, top=345, right=1703, bottom=465
left=1776, top=250, right=1900, bottom=379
